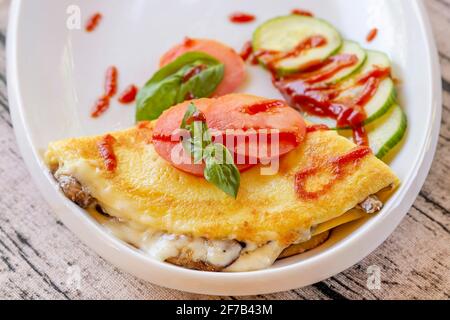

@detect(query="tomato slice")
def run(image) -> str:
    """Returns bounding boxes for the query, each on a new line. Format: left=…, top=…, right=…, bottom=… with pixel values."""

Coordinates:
left=152, top=94, right=306, bottom=176
left=159, top=38, right=246, bottom=97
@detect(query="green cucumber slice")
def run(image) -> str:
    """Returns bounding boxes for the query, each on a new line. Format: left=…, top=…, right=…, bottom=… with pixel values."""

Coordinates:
left=320, top=40, right=367, bottom=84
left=366, top=104, right=407, bottom=159
left=303, top=50, right=396, bottom=128
left=252, top=15, right=342, bottom=74
left=353, top=50, right=390, bottom=76
left=338, top=77, right=396, bottom=125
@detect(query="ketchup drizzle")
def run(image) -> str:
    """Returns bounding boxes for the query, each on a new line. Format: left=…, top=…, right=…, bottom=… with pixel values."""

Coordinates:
left=291, top=9, right=314, bottom=17
left=241, top=100, right=285, bottom=115
left=240, top=41, right=254, bottom=62
left=118, top=85, right=138, bottom=104
left=295, top=147, right=372, bottom=199
left=91, top=66, right=119, bottom=118
left=229, top=12, right=256, bottom=24
left=258, top=36, right=327, bottom=71
left=105, top=66, right=118, bottom=97
left=91, top=95, right=110, bottom=118
left=97, top=134, right=117, bottom=172
left=85, top=13, right=102, bottom=32
left=366, top=28, right=378, bottom=42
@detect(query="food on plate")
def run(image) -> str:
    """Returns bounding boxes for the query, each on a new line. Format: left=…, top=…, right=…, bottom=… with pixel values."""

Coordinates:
left=45, top=94, right=399, bottom=272
left=159, top=38, right=246, bottom=96
left=250, top=14, right=407, bottom=159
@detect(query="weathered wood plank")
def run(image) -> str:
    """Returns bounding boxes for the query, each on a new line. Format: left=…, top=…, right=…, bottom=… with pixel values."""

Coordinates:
left=0, top=0, right=448, bottom=300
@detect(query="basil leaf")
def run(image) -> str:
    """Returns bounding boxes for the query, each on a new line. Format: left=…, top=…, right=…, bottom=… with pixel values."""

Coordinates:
left=180, top=103, right=212, bottom=164
left=177, top=63, right=224, bottom=102
left=204, top=144, right=240, bottom=198
left=181, top=103, right=197, bottom=129
left=180, top=103, right=240, bottom=198
left=191, top=121, right=211, bottom=163
left=136, top=52, right=224, bottom=121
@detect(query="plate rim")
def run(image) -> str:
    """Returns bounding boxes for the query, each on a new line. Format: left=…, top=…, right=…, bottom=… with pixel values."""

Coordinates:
left=7, top=0, right=442, bottom=296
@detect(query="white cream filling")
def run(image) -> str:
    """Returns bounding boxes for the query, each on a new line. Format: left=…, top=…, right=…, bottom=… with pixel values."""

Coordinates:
left=55, top=160, right=310, bottom=272
left=100, top=217, right=279, bottom=271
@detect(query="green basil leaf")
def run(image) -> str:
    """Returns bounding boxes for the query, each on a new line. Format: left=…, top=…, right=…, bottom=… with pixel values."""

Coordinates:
left=177, top=63, right=224, bottom=102
left=136, top=52, right=224, bottom=121
left=181, top=103, right=211, bottom=164
left=204, top=144, right=240, bottom=198
left=181, top=103, right=197, bottom=129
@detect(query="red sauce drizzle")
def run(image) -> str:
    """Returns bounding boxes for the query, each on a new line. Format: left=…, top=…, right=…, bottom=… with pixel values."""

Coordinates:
left=182, top=64, right=207, bottom=83
left=118, top=85, right=138, bottom=104
left=91, top=66, right=119, bottom=118
left=91, top=95, right=110, bottom=118
left=295, top=147, right=372, bottom=199
left=105, top=66, right=118, bottom=97
left=305, top=54, right=359, bottom=84
left=241, top=100, right=285, bottom=115
left=255, top=36, right=327, bottom=71
left=240, top=41, right=254, bottom=62
left=85, top=13, right=102, bottom=32
left=353, top=125, right=369, bottom=147
left=291, top=9, right=314, bottom=17
left=97, top=134, right=117, bottom=172
left=366, top=28, right=378, bottom=42
left=229, top=12, right=256, bottom=24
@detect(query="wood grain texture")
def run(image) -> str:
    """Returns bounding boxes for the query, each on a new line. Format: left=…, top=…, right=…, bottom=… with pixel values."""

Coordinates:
left=0, top=0, right=448, bottom=300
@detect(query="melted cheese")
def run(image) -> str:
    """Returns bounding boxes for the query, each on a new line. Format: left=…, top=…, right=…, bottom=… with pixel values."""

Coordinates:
left=97, top=215, right=244, bottom=269
left=225, top=241, right=286, bottom=272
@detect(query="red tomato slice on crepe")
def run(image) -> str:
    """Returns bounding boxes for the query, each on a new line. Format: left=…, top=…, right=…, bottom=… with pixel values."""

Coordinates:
left=160, top=38, right=246, bottom=97
left=152, top=94, right=306, bottom=176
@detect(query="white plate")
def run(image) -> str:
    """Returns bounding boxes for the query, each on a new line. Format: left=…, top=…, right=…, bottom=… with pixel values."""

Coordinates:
left=7, top=0, right=441, bottom=295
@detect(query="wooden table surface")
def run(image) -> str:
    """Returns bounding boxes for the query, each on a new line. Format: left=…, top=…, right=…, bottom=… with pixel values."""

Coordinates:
left=0, top=0, right=448, bottom=300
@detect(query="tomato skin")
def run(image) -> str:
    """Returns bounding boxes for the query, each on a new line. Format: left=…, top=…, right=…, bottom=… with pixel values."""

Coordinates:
left=159, top=38, right=246, bottom=97
left=152, top=94, right=306, bottom=176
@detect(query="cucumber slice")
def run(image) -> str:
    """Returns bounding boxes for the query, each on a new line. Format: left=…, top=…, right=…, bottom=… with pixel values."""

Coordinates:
left=338, top=77, right=396, bottom=124
left=366, top=104, right=407, bottom=159
left=320, top=40, right=367, bottom=84
left=252, top=15, right=342, bottom=74
left=353, top=50, right=390, bottom=76
left=303, top=50, right=396, bottom=128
